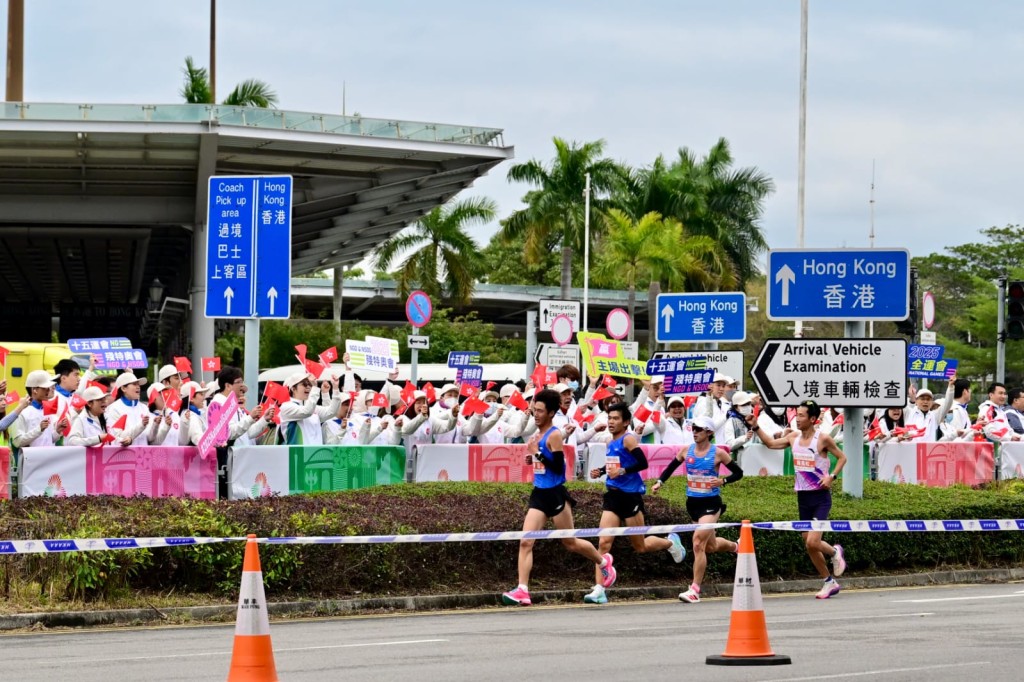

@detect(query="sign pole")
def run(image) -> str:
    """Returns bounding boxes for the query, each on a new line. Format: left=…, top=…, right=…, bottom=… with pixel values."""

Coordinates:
left=526, top=310, right=538, bottom=377
left=411, top=324, right=419, bottom=384
left=997, top=276, right=1007, bottom=384
left=842, top=319, right=866, bottom=498
left=244, top=318, right=260, bottom=410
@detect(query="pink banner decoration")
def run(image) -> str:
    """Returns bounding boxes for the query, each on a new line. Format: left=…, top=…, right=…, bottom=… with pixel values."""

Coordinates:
left=915, top=441, right=994, bottom=487
left=466, top=444, right=577, bottom=483
left=85, top=446, right=217, bottom=499
left=0, top=447, right=10, bottom=500
left=197, top=392, right=237, bottom=460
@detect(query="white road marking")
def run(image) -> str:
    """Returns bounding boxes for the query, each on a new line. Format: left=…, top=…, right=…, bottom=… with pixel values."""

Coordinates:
left=755, top=661, right=989, bottom=682
left=615, top=612, right=934, bottom=631
left=893, top=590, right=1024, bottom=603
left=70, top=638, right=447, bottom=664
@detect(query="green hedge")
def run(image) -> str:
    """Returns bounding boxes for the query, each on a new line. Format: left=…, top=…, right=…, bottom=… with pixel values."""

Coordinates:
left=1, top=478, right=1022, bottom=602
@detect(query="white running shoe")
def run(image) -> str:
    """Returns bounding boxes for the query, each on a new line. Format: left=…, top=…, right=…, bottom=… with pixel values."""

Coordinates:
left=815, top=580, right=841, bottom=599
left=678, top=584, right=701, bottom=603
left=667, top=533, right=686, bottom=563
left=583, top=585, right=608, bottom=604
left=831, top=544, right=847, bottom=577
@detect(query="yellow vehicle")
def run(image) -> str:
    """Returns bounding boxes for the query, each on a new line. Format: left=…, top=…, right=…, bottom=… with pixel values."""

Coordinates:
left=1, top=342, right=91, bottom=398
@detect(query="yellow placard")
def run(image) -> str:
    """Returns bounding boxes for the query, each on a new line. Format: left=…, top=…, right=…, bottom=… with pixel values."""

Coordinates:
left=577, top=332, right=650, bottom=380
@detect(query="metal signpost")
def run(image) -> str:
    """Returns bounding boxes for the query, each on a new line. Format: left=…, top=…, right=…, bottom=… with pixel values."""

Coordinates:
left=205, top=175, right=292, bottom=408
left=655, top=292, right=747, bottom=343
left=406, top=290, right=432, bottom=383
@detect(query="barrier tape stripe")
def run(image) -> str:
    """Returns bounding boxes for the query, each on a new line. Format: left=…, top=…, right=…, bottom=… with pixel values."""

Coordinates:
left=3, top=519, right=1024, bottom=554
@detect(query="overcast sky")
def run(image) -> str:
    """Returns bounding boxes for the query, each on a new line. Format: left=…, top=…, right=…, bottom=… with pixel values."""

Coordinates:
left=4, top=0, right=1022, bottom=259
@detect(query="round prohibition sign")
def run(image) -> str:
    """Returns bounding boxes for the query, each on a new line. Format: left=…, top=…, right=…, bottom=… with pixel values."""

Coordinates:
left=550, top=314, right=575, bottom=346
left=405, top=290, right=433, bottom=329
left=922, top=291, right=936, bottom=330
left=606, top=307, right=631, bottom=340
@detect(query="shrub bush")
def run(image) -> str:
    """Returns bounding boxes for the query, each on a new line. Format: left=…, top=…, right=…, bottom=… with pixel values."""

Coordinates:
left=0, top=479, right=1021, bottom=602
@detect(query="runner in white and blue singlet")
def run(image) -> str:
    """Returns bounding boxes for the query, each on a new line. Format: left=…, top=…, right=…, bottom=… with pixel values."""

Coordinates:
left=750, top=400, right=849, bottom=599
left=653, top=414, right=742, bottom=603
left=583, top=403, right=685, bottom=604
left=502, top=389, right=616, bottom=606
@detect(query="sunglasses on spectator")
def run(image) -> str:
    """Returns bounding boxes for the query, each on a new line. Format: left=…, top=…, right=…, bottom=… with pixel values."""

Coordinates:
left=298, top=381, right=313, bottom=389
left=692, top=426, right=707, bottom=433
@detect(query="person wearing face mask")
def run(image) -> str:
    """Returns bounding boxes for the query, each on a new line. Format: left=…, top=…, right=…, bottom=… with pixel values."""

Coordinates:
left=555, top=365, right=582, bottom=399
left=724, top=391, right=756, bottom=456
left=503, top=385, right=538, bottom=443
left=725, top=377, right=740, bottom=403
left=694, top=374, right=732, bottom=444
left=104, top=372, right=152, bottom=446
left=430, top=384, right=463, bottom=444
left=464, top=389, right=506, bottom=444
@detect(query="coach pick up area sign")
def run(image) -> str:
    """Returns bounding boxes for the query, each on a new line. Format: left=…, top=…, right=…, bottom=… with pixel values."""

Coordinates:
left=751, top=338, right=908, bottom=408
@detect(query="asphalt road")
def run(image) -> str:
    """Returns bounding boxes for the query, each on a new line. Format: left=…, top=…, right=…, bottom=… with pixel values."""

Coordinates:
left=3, top=583, right=1023, bottom=681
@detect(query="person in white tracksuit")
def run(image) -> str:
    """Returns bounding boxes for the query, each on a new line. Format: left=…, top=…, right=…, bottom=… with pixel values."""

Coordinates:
left=277, top=372, right=341, bottom=446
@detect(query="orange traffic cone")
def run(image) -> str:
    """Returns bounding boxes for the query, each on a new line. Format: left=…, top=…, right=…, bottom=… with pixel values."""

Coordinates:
left=706, top=520, right=791, bottom=666
left=227, top=535, right=279, bottom=681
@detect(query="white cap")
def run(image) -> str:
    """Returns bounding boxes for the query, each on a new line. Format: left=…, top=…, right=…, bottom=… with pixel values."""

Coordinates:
left=500, top=384, right=516, bottom=399
left=199, top=382, right=218, bottom=396
left=179, top=381, right=202, bottom=398
left=481, top=390, right=500, bottom=401
left=284, top=372, right=308, bottom=389
left=650, top=375, right=665, bottom=385
left=552, top=383, right=571, bottom=394
left=713, top=373, right=731, bottom=384
left=692, top=415, right=716, bottom=432
left=157, top=364, right=184, bottom=382
left=439, top=383, right=459, bottom=397
left=338, top=391, right=352, bottom=404
left=24, top=370, right=56, bottom=389
left=413, top=390, right=427, bottom=401
left=666, top=395, right=686, bottom=407
left=81, top=386, right=107, bottom=402
left=731, top=390, right=753, bottom=406
left=146, top=382, right=167, bottom=402
left=114, top=372, right=147, bottom=390
left=388, top=384, right=402, bottom=406
left=916, top=388, right=933, bottom=398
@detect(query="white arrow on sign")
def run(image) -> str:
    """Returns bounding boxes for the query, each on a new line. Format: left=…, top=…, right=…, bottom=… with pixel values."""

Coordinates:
left=267, top=287, right=278, bottom=316
left=775, top=264, right=796, bottom=306
left=224, top=286, right=234, bottom=315
left=660, top=304, right=674, bottom=333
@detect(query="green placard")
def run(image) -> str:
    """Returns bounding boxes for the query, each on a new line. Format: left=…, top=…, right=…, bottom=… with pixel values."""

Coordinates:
left=288, top=446, right=406, bottom=493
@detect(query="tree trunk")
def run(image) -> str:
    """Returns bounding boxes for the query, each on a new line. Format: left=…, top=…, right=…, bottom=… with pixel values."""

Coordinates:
left=560, top=246, right=573, bottom=300
left=647, top=280, right=661, bottom=358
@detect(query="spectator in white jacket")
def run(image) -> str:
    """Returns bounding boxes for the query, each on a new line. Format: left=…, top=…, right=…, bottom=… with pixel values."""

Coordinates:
left=500, top=384, right=535, bottom=444
left=463, top=390, right=506, bottom=444
left=178, top=381, right=218, bottom=446
left=430, top=384, right=463, bottom=444
left=209, top=366, right=269, bottom=445
left=68, top=386, right=117, bottom=446
left=278, top=372, right=341, bottom=445
left=694, top=373, right=733, bottom=444
left=104, top=372, right=152, bottom=446
left=904, top=375, right=955, bottom=442
left=11, top=370, right=59, bottom=449
left=323, top=392, right=356, bottom=445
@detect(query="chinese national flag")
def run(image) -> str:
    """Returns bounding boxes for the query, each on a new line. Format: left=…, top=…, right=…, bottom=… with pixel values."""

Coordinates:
left=110, top=414, right=128, bottom=432
left=581, top=411, right=596, bottom=424
left=634, top=404, right=652, bottom=423
left=485, top=381, right=496, bottom=391
left=400, top=381, right=417, bottom=405
left=592, top=387, right=613, bottom=401
left=294, top=344, right=308, bottom=365
left=202, top=357, right=221, bottom=373
left=319, top=346, right=338, bottom=365
left=173, top=356, right=192, bottom=374
left=4, top=390, right=19, bottom=406
left=573, top=407, right=586, bottom=423
left=87, top=380, right=106, bottom=392
left=753, top=402, right=761, bottom=419
left=508, top=390, right=529, bottom=411
left=651, top=411, right=662, bottom=424
left=370, top=392, right=389, bottom=409
left=43, top=398, right=59, bottom=416
left=463, top=396, right=489, bottom=416
left=59, top=406, right=72, bottom=436
left=530, top=363, right=549, bottom=389
left=264, top=381, right=289, bottom=405
left=601, top=375, right=617, bottom=388
left=164, top=390, right=182, bottom=413
left=303, top=359, right=326, bottom=380
left=100, top=432, right=116, bottom=445
left=0, top=345, right=8, bottom=366
left=459, top=383, right=479, bottom=398
left=865, top=425, right=883, bottom=440
left=423, top=382, right=437, bottom=404
left=71, top=394, right=87, bottom=411
left=683, top=396, right=698, bottom=410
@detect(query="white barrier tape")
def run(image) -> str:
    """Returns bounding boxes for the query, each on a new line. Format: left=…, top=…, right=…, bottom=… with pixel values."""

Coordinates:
left=753, top=519, right=1024, bottom=532
left=258, top=523, right=736, bottom=546
left=0, top=536, right=241, bottom=555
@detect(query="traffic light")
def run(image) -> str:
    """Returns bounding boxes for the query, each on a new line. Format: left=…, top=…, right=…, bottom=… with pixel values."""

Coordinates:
left=895, top=268, right=919, bottom=337
left=1006, top=281, right=1024, bottom=340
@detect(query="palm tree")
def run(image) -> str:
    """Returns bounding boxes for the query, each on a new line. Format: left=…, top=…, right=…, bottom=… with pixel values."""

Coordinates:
left=372, top=197, right=497, bottom=306
left=594, top=210, right=727, bottom=341
left=180, top=56, right=278, bottom=107
left=616, top=138, right=773, bottom=289
left=502, top=138, right=625, bottom=299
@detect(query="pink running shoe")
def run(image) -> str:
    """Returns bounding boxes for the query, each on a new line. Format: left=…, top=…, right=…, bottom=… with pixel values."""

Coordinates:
left=600, top=553, right=617, bottom=588
left=502, top=586, right=532, bottom=606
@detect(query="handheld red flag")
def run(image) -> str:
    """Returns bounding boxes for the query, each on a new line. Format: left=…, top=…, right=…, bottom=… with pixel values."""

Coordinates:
left=683, top=396, right=698, bottom=410
left=370, top=392, right=389, bottom=409
left=173, top=356, right=192, bottom=374
left=464, top=396, right=490, bottom=416
left=400, top=381, right=417, bottom=405
left=202, top=357, right=221, bottom=373
left=319, top=346, right=338, bottom=365
left=651, top=411, right=662, bottom=424
left=592, top=387, right=613, bottom=401
left=71, top=393, right=87, bottom=411
left=485, top=381, right=496, bottom=391
left=87, top=380, right=107, bottom=392
left=581, top=411, right=596, bottom=424
left=601, top=374, right=617, bottom=388
left=4, top=390, right=20, bottom=406
left=263, top=381, right=289, bottom=405
left=100, top=432, right=116, bottom=445
left=303, top=359, right=326, bottom=380
left=110, top=414, right=128, bottom=432
left=0, top=345, right=8, bottom=366
left=459, top=383, right=479, bottom=398
left=530, top=363, right=549, bottom=389
left=423, top=382, right=437, bottom=404
left=294, top=344, right=308, bottom=365
left=165, top=390, right=182, bottom=412
left=43, top=398, right=59, bottom=416
left=59, top=405, right=72, bottom=437
left=634, top=404, right=652, bottom=423
left=508, top=390, right=529, bottom=411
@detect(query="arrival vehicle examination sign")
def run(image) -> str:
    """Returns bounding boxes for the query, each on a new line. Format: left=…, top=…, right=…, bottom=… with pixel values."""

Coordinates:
left=751, top=338, right=908, bottom=407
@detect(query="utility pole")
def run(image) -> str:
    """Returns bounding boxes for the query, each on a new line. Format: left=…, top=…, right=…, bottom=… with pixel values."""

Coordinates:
left=868, top=159, right=876, bottom=338
left=209, top=0, right=217, bottom=101
left=5, top=0, right=25, bottom=102
left=794, top=0, right=808, bottom=339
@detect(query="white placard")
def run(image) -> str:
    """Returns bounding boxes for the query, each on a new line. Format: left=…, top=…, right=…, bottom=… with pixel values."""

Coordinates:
left=539, top=299, right=581, bottom=333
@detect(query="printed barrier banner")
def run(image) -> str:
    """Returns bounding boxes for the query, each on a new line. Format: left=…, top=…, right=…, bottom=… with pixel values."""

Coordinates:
left=414, top=444, right=577, bottom=483
left=1, top=447, right=10, bottom=500
left=19, top=446, right=216, bottom=499
left=1000, top=442, right=1024, bottom=479
left=876, top=441, right=995, bottom=486
left=229, top=445, right=407, bottom=499
left=585, top=443, right=781, bottom=482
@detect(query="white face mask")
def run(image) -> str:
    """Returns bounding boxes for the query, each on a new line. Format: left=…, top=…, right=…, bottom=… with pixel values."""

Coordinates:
left=737, top=405, right=752, bottom=416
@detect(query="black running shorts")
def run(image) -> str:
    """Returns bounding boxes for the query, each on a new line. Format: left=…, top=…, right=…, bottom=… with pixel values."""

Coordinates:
left=529, top=484, right=576, bottom=518
left=601, top=488, right=645, bottom=522
left=686, top=495, right=726, bottom=522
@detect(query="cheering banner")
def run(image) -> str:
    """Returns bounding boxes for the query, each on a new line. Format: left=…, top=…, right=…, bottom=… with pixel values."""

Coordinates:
left=876, top=441, right=995, bottom=486
left=20, top=446, right=216, bottom=499
left=0, top=447, right=10, bottom=500
left=414, top=444, right=577, bottom=483
left=229, top=445, right=407, bottom=499
left=1000, top=442, right=1024, bottom=479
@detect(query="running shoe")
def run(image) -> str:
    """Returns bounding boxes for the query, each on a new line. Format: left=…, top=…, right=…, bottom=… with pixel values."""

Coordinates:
left=583, top=586, right=608, bottom=604
left=600, top=553, right=617, bottom=588
left=678, top=584, right=701, bottom=603
left=667, top=533, right=686, bottom=563
left=815, top=580, right=841, bottom=599
left=831, top=544, right=847, bottom=577
left=501, top=586, right=532, bottom=606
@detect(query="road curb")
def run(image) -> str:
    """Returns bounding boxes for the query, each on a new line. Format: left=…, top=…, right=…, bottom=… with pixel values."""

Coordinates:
left=2, top=566, right=1022, bottom=631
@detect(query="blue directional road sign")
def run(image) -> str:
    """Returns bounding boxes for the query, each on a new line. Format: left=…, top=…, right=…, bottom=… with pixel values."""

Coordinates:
left=205, top=175, right=292, bottom=319
left=655, top=292, right=747, bottom=343
left=767, top=248, right=909, bottom=322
